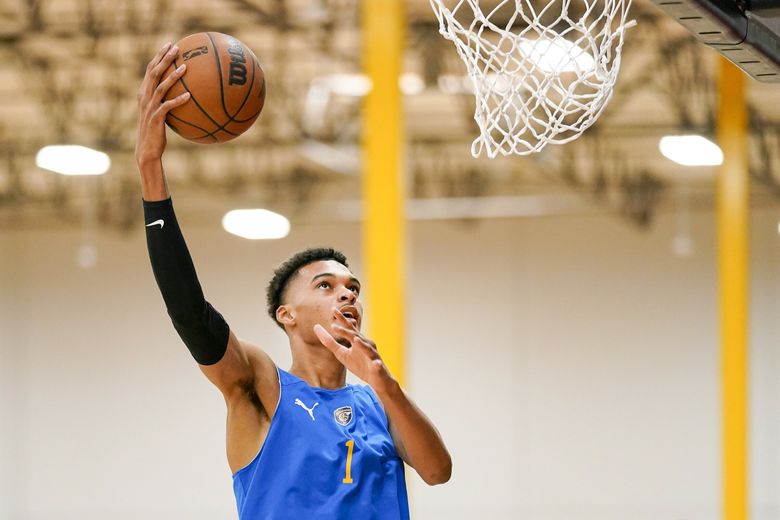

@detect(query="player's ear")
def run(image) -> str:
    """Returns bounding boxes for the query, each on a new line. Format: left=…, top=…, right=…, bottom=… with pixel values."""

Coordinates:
left=276, top=305, right=295, bottom=327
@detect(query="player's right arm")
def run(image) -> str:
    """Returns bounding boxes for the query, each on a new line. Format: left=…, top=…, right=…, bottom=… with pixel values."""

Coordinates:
left=135, top=43, right=279, bottom=471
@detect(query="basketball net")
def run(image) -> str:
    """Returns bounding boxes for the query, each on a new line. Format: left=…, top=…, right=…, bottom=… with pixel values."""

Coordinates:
left=429, top=0, right=635, bottom=157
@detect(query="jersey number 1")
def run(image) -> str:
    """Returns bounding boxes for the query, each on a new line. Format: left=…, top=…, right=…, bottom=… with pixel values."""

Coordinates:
left=342, top=439, right=355, bottom=484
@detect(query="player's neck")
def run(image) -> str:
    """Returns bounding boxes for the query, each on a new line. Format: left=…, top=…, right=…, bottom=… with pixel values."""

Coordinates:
left=289, top=341, right=347, bottom=390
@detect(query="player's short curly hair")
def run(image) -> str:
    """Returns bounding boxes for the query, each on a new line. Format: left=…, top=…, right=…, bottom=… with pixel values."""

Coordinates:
left=266, top=247, right=349, bottom=328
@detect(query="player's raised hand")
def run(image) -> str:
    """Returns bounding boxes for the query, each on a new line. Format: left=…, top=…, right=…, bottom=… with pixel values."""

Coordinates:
left=135, top=42, right=190, bottom=165
left=314, top=308, right=395, bottom=393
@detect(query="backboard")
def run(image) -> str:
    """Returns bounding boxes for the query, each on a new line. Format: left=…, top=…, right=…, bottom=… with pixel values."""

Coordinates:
left=651, top=0, right=780, bottom=81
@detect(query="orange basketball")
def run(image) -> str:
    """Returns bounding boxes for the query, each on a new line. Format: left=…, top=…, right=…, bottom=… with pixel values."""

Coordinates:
left=163, top=32, right=266, bottom=144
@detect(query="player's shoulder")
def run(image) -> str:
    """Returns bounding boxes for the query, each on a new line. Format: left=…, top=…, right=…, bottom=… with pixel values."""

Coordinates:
left=236, top=337, right=279, bottom=391
left=353, top=382, right=382, bottom=407
left=236, top=336, right=269, bottom=357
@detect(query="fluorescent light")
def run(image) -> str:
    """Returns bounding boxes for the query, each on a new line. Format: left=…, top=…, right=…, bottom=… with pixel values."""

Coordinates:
left=439, top=73, right=514, bottom=95
left=400, top=73, right=425, bottom=95
left=438, top=74, right=474, bottom=94
left=659, top=135, right=724, bottom=166
left=325, top=74, right=373, bottom=96
left=519, top=37, right=595, bottom=73
left=304, top=72, right=419, bottom=132
left=77, top=244, right=98, bottom=269
left=477, top=73, right=513, bottom=95
left=437, top=37, right=596, bottom=96
left=302, top=82, right=331, bottom=133
left=314, top=73, right=422, bottom=97
left=222, top=209, right=290, bottom=240
left=35, top=145, right=110, bottom=175
left=672, top=233, right=694, bottom=258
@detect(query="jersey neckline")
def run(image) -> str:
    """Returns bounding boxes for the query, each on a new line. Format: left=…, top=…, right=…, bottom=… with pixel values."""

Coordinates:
left=282, top=368, right=353, bottom=394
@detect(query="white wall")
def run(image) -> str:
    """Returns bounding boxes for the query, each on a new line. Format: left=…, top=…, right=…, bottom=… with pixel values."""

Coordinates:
left=1, top=230, right=24, bottom=519
left=1, top=204, right=778, bottom=520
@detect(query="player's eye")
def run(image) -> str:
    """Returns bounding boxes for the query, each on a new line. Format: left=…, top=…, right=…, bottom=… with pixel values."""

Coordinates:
left=317, top=281, right=330, bottom=289
left=349, top=285, right=360, bottom=294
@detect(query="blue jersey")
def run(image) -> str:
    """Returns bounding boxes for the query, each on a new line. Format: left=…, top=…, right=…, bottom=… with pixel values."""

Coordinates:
left=232, top=368, right=409, bottom=520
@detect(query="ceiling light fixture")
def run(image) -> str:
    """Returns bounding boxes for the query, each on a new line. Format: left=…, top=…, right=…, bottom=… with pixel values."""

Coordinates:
left=659, top=135, right=724, bottom=166
left=35, top=145, right=111, bottom=176
left=400, top=73, right=425, bottom=95
left=222, top=209, right=290, bottom=240
left=519, top=37, right=596, bottom=73
left=325, top=74, right=373, bottom=96
left=314, top=72, right=424, bottom=98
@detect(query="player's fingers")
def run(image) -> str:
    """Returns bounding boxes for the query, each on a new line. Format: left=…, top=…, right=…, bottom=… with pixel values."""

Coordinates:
left=142, top=45, right=179, bottom=101
left=149, top=45, right=179, bottom=83
left=353, top=335, right=376, bottom=350
left=153, top=64, right=186, bottom=104
left=140, top=42, right=172, bottom=100
left=331, top=325, right=377, bottom=358
left=351, top=334, right=379, bottom=357
left=154, top=92, right=190, bottom=118
left=146, top=42, right=172, bottom=73
left=314, top=324, right=348, bottom=358
left=330, top=323, right=359, bottom=342
left=332, top=307, right=359, bottom=330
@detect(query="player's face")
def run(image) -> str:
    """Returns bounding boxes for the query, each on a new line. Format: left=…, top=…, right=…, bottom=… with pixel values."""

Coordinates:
left=286, top=260, right=363, bottom=344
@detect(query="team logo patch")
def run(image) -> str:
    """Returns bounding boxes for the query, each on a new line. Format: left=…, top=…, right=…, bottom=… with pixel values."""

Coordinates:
left=333, top=406, right=353, bottom=426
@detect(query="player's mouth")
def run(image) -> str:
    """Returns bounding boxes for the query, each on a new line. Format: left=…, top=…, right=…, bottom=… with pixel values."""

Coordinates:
left=338, top=305, right=360, bottom=327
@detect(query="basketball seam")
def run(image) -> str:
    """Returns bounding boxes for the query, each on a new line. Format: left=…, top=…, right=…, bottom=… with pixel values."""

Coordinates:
left=166, top=113, right=218, bottom=143
left=207, top=32, right=257, bottom=123
left=228, top=51, right=256, bottom=120
left=171, top=55, right=240, bottom=138
left=207, top=32, right=230, bottom=122
left=230, top=58, right=263, bottom=123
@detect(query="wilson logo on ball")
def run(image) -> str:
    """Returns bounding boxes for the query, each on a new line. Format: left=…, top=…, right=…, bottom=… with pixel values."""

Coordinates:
left=227, top=39, right=247, bottom=86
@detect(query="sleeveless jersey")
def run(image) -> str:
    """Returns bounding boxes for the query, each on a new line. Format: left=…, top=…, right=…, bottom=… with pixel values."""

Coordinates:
left=232, top=368, right=410, bottom=520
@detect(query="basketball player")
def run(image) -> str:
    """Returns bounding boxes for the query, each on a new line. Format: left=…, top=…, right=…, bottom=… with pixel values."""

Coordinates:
left=136, top=42, right=452, bottom=519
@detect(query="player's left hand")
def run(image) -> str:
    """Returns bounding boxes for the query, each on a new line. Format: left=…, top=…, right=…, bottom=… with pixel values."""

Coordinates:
left=135, top=42, right=189, bottom=166
left=314, top=308, right=395, bottom=392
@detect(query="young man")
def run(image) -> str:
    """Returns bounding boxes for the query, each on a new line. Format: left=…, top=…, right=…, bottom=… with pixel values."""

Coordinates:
left=136, top=42, right=452, bottom=519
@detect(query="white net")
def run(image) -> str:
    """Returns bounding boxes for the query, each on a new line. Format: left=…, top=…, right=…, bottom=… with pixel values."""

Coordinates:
left=429, top=0, right=635, bottom=157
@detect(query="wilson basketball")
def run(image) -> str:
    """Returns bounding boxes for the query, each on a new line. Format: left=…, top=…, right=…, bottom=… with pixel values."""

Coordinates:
left=163, top=32, right=266, bottom=144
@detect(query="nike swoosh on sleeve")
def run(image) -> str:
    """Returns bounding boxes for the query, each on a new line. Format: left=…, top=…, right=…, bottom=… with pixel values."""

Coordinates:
left=145, top=219, right=165, bottom=229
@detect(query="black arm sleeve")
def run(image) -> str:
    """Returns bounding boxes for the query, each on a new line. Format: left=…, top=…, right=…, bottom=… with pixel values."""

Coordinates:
left=143, top=197, right=229, bottom=365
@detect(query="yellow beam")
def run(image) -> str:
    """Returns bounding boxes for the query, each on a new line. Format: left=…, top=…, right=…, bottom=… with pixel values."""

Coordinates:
left=361, top=0, right=406, bottom=385
left=717, top=57, right=749, bottom=520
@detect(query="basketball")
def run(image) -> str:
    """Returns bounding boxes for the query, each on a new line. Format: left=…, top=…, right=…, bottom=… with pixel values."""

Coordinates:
left=162, top=32, right=265, bottom=144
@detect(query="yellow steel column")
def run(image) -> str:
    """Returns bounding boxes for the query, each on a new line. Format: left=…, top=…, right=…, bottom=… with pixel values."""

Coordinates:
left=717, top=58, right=749, bottom=520
left=362, top=0, right=406, bottom=385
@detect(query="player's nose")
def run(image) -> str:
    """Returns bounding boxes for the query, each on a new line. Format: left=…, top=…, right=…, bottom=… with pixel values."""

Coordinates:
left=338, top=287, right=356, bottom=303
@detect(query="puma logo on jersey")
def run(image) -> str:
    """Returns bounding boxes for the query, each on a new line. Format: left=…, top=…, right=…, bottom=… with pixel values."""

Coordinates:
left=294, top=398, right=319, bottom=421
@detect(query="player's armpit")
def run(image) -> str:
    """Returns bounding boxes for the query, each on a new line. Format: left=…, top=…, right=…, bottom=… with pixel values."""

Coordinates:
left=224, top=392, right=271, bottom=474
left=199, top=333, right=279, bottom=416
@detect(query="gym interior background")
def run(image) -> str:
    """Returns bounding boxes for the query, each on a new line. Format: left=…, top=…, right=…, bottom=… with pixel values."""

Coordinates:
left=1, top=0, right=779, bottom=518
